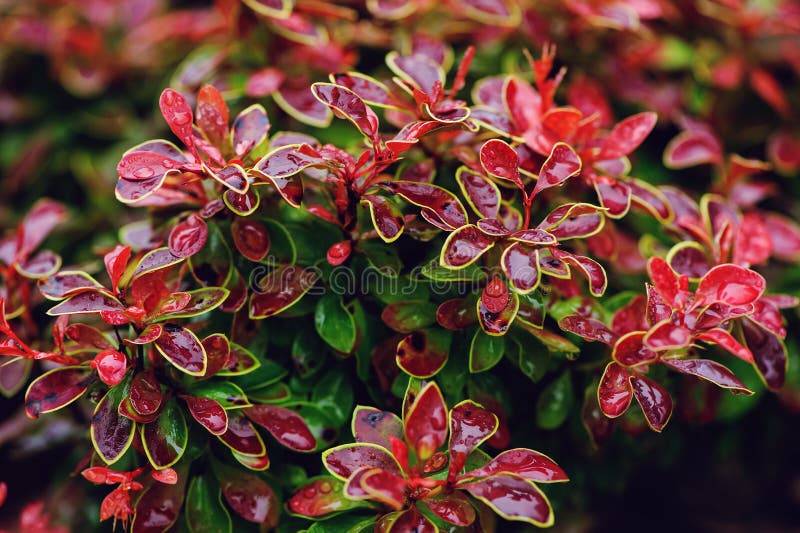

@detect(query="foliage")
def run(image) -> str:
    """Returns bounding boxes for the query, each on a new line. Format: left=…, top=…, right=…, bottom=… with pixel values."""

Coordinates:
left=1, top=0, right=799, bottom=531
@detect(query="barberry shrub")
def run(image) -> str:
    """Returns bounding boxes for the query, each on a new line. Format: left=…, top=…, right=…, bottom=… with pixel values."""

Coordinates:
left=1, top=1, right=798, bottom=532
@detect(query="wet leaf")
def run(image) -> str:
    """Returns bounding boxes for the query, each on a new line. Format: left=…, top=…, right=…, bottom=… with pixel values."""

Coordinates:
left=142, top=398, right=188, bottom=469
left=186, top=475, right=232, bottom=533
left=536, top=371, right=573, bottom=429
left=315, top=293, right=357, bottom=353
left=396, top=328, right=452, bottom=378
left=404, top=381, right=448, bottom=461
left=25, top=366, right=94, bottom=418
left=469, top=330, right=505, bottom=373
left=154, top=324, right=208, bottom=376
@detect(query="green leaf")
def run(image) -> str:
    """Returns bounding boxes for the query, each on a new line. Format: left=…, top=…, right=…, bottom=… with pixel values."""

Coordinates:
left=469, top=329, right=505, bottom=373
left=187, top=475, right=233, bottom=533
left=304, top=514, right=376, bottom=533
left=381, top=300, right=437, bottom=333
left=350, top=300, right=374, bottom=381
left=536, top=371, right=574, bottom=429
left=311, top=369, right=353, bottom=427
left=263, top=218, right=297, bottom=265
left=142, top=398, right=188, bottom=469
left=189, top=221, right=232, bottom=287
left=292, top=328, right=326, bottom=379
left=420, top=259, right=487, bottom=283
left=314, top=293, right=356, bottom=353
left=188, top=381, right=252, bottom=409
left=359, top=240, right=402, bottom=277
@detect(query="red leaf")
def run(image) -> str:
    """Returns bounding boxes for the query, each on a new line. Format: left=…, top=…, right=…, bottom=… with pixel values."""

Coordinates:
left=693, top=264, right=766, bottom=308
left=382, top=181, right=467, bottom=229
left=245, top=405, right=316, bottom=451
left=93, top=349, right=128, bottom=387
left=664, top=359, right=752, bottom=394
left=628, top=179, right=672, bottom=221
left=195, top=85, right=229, bottom=148
left=742, top=318, right=786, bottom=391
left=463, top=448, right=568, bottom=483
left=132, top=247, right=183, bottom=280
left=131, top=470, right=188, bottom=533
left=184, top=396, right=228, bottom=435
left=217, top=411, right=266, bottom=457
left=750, top=68, right=790, bottom=116
left=480, top=139, right=523, bottom=190
left=697, top=327, right=753, bottom=363
left=559, top=315, right=616, bottom=345
left=396, top=329, right=451, bottom=378
left=404, top=381, right=448, bottom=461
left=168, top=214, right=208, bottom=258
left=231, top=218, right=270, bottom=262
left=38, top=271, right=105, bottom=300
left=646, top=257, right=681, bottom=308
left=130, top=370, right=163, bottom=416
left=25, top=366, right=94, bottom=418
left=359, top=468, right=407, bottom=510
left=663, top=130, right=722, bottom=169
left=456, top=167, right=500, bottom=219
left=331, top=72, right=396, bottom=107
left=597, top=362, right=633, bottom=418
left=92, top=387, right=135, bottom=463
left=312, top=83, right=379, bottom=141
left=232, top=104, right=270, bottom=158
left=477, top=218, right=512, bottom=237
left=326, top=240, right=351, bottom=267
left=509, top=228, right=557, bottom=246
left=552, top=251, right=607, bottom=296
left=249, top=265, right=318, bottom=319
left=629, top=374, right=673, bottom=432
left=216, top=465, right=278, bottom=525
left=447, top=400, right=498, bottom=478
left=501, top=244, right=540, bottom=293
left=425, top=492, right=476, bottom=526
left=245, top=67, right=285, bottom=98
left=436, top=298, right=477, bottom=330
left=16, top=250, right=61, bottom=278
left=275, top=83, right=332, bottom=128
left=532, top=142, right=581, bottom=197
left=459, top=473, right=553, bottom=526
left=612, top=331, right=658, bottom=367
left=763, top=213, right=800, bottom=261
left=352, top=406, right=403, bottom=450
left=361, top=195, right=404, bottom=243
left=440, top=225, right=495, bottom=268
left=734, top=213, right=771, bottom=267
left=151, top=468, right=178, bottom=485
left=386, top=52, right=443, bottom=96
left=600, top=112, right=657, bottom=159
left=159, top=89, right=196, bottom=155
left=644, top=319, right=692, bottom=351
left=104, top=245, right=131, bottom=294
left=594, top=177, right=631, bottom=218
left=253, top=142, right=320, bottom=178
left=47, top=291, right=125, bottom=316
left=542, top=203, right=605, bottom=240
left=18, top=199, right=67, bottom=257
left=477, top=289, right=519, bottom=336
left=154, top=324, right=208, bottom=375
left=668, top=244, right=711, bottom=279
left=323, top=443, right=402, bottom=479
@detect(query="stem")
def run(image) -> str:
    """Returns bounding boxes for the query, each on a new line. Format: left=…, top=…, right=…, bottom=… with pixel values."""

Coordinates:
left=522, top=194, right=532, bottom=229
